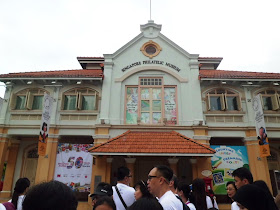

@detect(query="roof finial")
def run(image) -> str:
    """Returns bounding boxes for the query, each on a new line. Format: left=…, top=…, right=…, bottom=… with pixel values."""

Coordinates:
left=150, top=0, right=152, bottom=20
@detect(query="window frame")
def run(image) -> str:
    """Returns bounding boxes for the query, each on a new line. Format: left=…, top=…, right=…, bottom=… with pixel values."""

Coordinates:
left=61, top=88, right=99, bottom=111
left=258, top=90, right=280, bottom=111
left=10, top=89, right=47, bottom=111
left=206, top=89, right=242, bottom=112
left=124, top=77, right=178, bottom=125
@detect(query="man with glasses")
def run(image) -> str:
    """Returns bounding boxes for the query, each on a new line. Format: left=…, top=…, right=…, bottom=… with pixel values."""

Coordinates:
left=113, top=166, right=135, bottom=210
left=147, top=165, right=183, bottom=210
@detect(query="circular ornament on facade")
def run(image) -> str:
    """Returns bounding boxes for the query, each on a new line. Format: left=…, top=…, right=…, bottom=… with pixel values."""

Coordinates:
left=140, top=40, right=162, bottom=59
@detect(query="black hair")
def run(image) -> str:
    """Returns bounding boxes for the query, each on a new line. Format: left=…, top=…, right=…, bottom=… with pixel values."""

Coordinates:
left=253, top=180, right=277, bottom=209
left=128, top=197, right=163, bottom=210
left=226, top=181, right=237, bottom=191
left=11, top=177, right=30, bottom=209
left=170, top=174, right=178, bottom=189
left=22, top=180, right=78, bottom=210
left=42, top=122, right=47, bottom=130
left=177, top=181, right=193, bottom=201
left=191, top=178, right=207, bottom=210
left=232, top=167, right=253, bottom=184
left=117, top=166, right=130, bottom=181
left=93, top=196, right=116, bottom=210
left=233, top=184, right=278, bottom=210
left=154, top=165, right=173, bottom=182
left=95, top=182, right=113, bottom=196
left=134, top=180, right=153, bottom=198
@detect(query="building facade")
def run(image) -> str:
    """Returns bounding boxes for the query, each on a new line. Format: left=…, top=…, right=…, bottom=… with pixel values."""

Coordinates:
left=0, top=21, right=280, bottom=209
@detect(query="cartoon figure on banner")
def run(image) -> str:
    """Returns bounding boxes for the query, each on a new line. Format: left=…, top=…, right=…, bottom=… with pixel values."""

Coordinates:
left=258, top=127, right=268, bottom=145
left=39, top=122, right=48, bottom=143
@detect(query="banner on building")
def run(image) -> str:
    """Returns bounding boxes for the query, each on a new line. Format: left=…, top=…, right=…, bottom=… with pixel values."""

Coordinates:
left=38, top=93, right=53, bottom=156
left=252, top=94, right=270, bottom=157
left=211, top=145, right=249, bottom=195
left=54, top=143, right=93, bottom=192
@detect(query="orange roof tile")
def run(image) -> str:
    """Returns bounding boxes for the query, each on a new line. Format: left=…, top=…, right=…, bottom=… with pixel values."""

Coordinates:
left=89, top=131, right=215, bottom=156
left=0, top=69, right=103, bottom=78
left=199, top=69, right=280, bottom=79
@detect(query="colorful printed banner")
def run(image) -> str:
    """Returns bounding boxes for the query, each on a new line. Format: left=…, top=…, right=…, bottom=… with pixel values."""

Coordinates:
left=211, top=145, right=249, bottom=195
left=38, top=93, right=53, bottom=156
left=252, top=94, right=270, bottom=157
left=54, top=144, right=93, bottom=192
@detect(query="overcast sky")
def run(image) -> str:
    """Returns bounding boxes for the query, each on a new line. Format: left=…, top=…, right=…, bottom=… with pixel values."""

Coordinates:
left=1, top=0, right=280, bottom=97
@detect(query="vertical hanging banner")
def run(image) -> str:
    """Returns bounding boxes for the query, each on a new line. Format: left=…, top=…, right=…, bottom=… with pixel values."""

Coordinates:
left=252, top=94, right=270, bottom=157
left=54, top=144, right=93, bottom=192
left=38, top=93, right=53, bottom=156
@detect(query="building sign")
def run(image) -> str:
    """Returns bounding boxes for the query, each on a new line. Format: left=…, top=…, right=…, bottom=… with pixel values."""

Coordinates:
left=54, top=143, right=93, bottom=192
left=211, top=145, right=249, bottom=195
left=122, top=60, right=181, bottom=72
left=164, top=87, right=177, bottom=124
left=252, top=94, right=270, bottom=157
left=38, top=93, right=53, bottom=156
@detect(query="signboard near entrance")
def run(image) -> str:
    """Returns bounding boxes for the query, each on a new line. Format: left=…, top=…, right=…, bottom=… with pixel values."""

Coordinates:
left=210, top=145, right=249, bottom=195
left=54, top=143, right=93, bottom=192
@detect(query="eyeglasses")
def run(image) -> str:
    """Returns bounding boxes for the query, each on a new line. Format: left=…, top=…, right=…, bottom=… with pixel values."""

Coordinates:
left=147, top=175, right=158, bottom=180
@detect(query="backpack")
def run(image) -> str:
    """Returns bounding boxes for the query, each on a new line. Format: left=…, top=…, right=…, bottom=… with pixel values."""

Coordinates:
left=176, top=195, right=190, bottom=210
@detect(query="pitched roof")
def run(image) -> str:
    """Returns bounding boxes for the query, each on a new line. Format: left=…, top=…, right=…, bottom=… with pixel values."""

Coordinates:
left=0, top=69, right=103, bottom=79
left=199, top=69, right=280, bottom=79
left=89, top=130, right=215, bottom=156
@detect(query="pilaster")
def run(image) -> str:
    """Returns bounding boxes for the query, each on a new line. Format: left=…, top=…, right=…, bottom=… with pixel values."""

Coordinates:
left=0, top=140, right=20, bottom=198
left=125, top=158, right=136, bottom=187
left=244, top=130, right=272, bottom=190
left=168, top=158, right=179, bottom=175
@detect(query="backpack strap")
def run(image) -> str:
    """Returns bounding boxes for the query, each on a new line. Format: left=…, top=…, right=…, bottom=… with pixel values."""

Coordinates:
left=115, top=185, right=127, bottom=209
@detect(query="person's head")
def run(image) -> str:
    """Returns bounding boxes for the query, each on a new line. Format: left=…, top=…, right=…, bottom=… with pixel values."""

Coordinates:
left=226, top=181, right=237, bottom=199
left=232, top=167, right=253, bottom=189
left=22, top=180, right=78, bottom=210
left=253, top=180, right=272, bottom=196
left=147, top=165, right=173, bottom=198
left=128, top=197, right=163, bottom=210
left=259, top=127, right=265, bottom=136
left=169, top=174, right=178, bottom=194
left=192, top=178, right=207, bottom=210
left=233, top=184, right=277, bottom=210
left=90, top=182, right=113, bottom=207
left=42, top=122, right=47, bottom=132
left=134, top=180, right=152, bottom=200
left=177, top=181, right=192, bottom=202
left=117, top=166, right=132, bottom=185
left=93, top=196, right=116, bottom=210
left=12, top=177, right=30, bottom=209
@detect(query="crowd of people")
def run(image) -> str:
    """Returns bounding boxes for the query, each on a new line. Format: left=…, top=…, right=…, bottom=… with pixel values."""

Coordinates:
left=1, top=165, right=280, bottom=210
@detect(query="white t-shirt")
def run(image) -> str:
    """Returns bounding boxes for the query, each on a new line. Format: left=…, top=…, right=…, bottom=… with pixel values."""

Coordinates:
left=8, top=195, right=24, bottom=210
left=186, top=201, right=196, bottom=210
left=231, top=201, right=240, bottom=210
left=206, top=196, right=219, bottom=209
left=158, top=190, right=183, bottom=210
left=113, top=183, right=135, bottom=210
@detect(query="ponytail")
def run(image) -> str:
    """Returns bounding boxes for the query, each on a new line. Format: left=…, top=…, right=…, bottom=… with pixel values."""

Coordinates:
left=11, top=178, right=30, bottom=209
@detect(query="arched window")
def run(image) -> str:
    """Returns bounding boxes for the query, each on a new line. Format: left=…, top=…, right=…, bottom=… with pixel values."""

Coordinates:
left=10, top=88, right=48, bottom=110
left=206, top=89, right=242, bottom=111
left=61, top=87, right=99, bottom=111
left=257, top=89, right=280, bottom=111
left=125, top=77, right=177, bottom=125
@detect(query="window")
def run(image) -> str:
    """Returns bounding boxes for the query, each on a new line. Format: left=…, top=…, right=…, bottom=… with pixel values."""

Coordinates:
left=140, top=41, right=162, bottom=58
left=258, top=90, right=280, bottom=111
left=206, top=89, right=241, bottom=111
left=61, top=88, right=98, bottom=111
left=10, top=89, right=46, bottom=110
left=125, top=78, right=177, bottom=125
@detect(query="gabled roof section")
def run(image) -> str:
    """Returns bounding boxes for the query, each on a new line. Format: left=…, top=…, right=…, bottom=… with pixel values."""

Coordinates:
left=106, top=21, right=199, bottom=60
left=89, top=130, right=215, bottom=156
left=0, top=69, right=103, bottom=79
left=199, top=69, right=280, bottom=80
